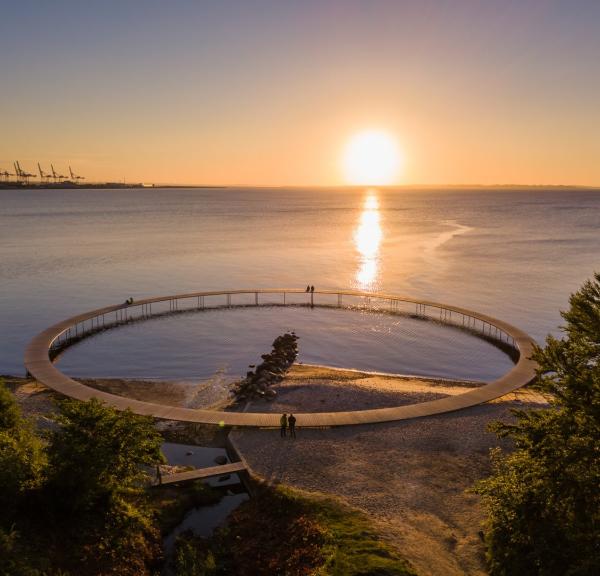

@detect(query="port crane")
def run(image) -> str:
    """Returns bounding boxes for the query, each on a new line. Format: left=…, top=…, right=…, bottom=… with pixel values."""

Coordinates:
left=69, top=166, right=84, bottom=183
left=38, top=163, right=51, bottom=184
left=1, top=170, right=12, bottom=181
left=15, top=161, right=36, bottom=184
left=50, top=164, right=66, bottom=183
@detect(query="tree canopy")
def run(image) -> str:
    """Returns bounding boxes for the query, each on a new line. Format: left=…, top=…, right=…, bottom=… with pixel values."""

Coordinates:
left=475, top=273, right=600, bottom=576
left=0, top=386, right=165, bottom=576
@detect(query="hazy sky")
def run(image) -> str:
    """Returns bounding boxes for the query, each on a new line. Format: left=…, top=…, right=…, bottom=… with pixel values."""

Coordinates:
left=1, top=1, right=599, bottom=186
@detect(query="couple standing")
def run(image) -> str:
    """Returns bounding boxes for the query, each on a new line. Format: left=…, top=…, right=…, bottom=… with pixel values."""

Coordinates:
left=280, top=413, right=297, bottom=438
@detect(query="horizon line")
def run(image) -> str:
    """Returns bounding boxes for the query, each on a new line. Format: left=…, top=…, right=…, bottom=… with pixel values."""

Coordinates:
left=144, top=182, right=600, bottom=190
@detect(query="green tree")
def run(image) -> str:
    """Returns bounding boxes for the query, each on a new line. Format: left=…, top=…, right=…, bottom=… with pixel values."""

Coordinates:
left=0, top=379, right=21, bottom=431
left=47, top=398, right=163, bottom=507
left=0, top=380, right=46, bottom=575
left=42, top=399, right=164, bottom=575
left=475, top=273, right=600, bottom=576
left=0, top=380, right=45, bottom=522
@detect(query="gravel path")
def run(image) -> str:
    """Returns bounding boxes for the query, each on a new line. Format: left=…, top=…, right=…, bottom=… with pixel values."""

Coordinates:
left=231, top=368, right=546, bottom=576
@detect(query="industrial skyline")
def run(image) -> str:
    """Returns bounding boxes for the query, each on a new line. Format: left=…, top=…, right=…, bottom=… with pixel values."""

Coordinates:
left=1, top=161, right=84, bottom=186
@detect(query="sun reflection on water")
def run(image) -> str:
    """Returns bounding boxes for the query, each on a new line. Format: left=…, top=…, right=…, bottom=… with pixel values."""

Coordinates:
left=354, top=190, right=382, bottom=288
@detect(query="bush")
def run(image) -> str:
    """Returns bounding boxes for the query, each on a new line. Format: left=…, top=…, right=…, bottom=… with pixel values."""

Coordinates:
left=0, top=389, right=165, bottom=576
left=41, top=399, right=165, bottom=575
left=0, top=379, right=21, bottom=431
left=475, top=273, right=600, bottom=576
left=0, top=380, right=45, bottom=523
left=173, top=532, right=217, bottom=576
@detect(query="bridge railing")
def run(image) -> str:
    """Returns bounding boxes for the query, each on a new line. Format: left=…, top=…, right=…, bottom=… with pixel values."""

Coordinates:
left=47, top=289, right=519, bottom=358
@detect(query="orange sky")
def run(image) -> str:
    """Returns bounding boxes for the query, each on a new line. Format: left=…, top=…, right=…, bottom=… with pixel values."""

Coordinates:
left=2, top=1, right=599, bottom=187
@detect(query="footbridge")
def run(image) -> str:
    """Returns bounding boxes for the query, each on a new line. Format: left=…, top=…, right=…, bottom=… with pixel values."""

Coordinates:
left=24, top=289, right=537, bottom=428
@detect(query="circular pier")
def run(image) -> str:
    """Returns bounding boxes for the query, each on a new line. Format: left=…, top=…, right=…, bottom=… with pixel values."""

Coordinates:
left=24, top=289, right=537, bottom=427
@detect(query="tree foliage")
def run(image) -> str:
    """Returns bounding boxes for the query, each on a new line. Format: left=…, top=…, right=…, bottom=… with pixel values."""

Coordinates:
left=0, top=385, right=165, bottom=576
left=0, top=379, right=45, bottom=520
left=42, top=399, right=164, bottom=575
left=475, top=273, right=600, bottom=576
left=47, top=398, right=163, bottom=508
left=0, top=379, right=22, bottom=431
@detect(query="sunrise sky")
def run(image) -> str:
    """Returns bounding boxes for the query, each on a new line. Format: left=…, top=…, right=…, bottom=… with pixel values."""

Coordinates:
left=1, top=1, right=599, bottom=186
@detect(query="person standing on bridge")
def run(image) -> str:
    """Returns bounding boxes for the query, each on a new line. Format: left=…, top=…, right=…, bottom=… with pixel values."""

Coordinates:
left=288, top=413, right=297, bottom=438
left=280, top=413, right=288, bottom=438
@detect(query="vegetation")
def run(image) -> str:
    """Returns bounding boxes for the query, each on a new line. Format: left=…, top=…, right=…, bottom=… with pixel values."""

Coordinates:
left=475, top=273, right=600, bottom=576
left=171, top=482, right=416, bottom=576
left=0, top=385, right=164, bottom=576
left=151, top=481, right=221, bottom=536
left=2, top=379, right=413, bottom=576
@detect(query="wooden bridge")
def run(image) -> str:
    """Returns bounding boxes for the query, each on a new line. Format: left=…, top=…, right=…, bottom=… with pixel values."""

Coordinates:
left=24, top=289, right=537, bottom=428
left=156, top=461, right=247, bottom=486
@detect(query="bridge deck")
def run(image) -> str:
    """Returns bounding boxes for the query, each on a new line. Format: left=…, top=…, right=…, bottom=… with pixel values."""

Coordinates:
left=24, top=289, right=538, bottom=428
left=156, top=461, right=247, bottom=485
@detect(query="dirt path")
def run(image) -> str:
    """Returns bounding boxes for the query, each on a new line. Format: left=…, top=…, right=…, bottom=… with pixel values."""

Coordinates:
left=231, top=366, right=546, bottom=576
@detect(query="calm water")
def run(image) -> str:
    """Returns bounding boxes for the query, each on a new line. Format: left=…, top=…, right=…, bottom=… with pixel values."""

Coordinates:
left=2, top=187, right=600, bottom=380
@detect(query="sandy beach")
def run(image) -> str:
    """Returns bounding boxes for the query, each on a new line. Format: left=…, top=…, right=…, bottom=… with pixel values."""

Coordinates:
left=6, top=365, right=546, bottom=575
left=229, top=365, right=546, bottom=576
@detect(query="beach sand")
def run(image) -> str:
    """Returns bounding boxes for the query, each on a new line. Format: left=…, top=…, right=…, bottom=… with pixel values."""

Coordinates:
left=230, top=365, right=546, bottom=576
left=6, top=366, right=546, bottom=575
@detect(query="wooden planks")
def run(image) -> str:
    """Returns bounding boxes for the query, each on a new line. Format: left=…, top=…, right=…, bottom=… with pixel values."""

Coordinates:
left=156, top=461, right=247, bottom=486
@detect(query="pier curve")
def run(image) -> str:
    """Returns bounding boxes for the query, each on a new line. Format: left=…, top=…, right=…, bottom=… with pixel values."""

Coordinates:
left=24, top=289, right=537, bottom=427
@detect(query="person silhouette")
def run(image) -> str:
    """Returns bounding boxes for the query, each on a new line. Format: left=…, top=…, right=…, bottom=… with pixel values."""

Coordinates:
left=306, top=285, right=310, bottom=292
left=288, top=413, right=297, bottom=438
left=280, top=413, right=288, bottom=438
left=310, top=285, right=314, bottom=293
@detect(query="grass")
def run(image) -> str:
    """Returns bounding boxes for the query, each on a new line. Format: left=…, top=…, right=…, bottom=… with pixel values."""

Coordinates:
left=149, top=480, right=222, bottom=535
left=210, top=482, right=416, bottom=576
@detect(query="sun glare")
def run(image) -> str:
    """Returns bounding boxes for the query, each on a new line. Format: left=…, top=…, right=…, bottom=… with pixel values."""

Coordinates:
left=354, top=191, right=382, bottom=288
left=343, top=130, right=401, bottom=185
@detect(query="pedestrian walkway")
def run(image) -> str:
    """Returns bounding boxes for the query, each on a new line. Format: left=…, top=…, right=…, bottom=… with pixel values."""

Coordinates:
left=24, top=289, right=537, bottom=428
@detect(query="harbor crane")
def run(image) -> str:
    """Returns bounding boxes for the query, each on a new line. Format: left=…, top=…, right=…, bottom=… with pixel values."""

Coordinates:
left=15, top=161, right=36, bottom=184
left=1, top=170, right=12, bottom=181
left=38, top=163, right=50, bottom=184
left=69, top=166, right=84, bottom=183
left=50, top=164, right=66, bottom=183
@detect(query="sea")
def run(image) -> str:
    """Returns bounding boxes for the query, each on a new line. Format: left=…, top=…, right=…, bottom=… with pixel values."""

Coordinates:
left=1, top=187, right=599, bottom=385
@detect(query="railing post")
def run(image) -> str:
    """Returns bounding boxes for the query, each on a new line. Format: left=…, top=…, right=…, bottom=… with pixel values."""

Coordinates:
left=255, top=292, right=258, bottom=306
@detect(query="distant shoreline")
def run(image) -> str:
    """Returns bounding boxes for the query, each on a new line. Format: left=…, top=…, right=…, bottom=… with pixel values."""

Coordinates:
left=1, top=183, right=598, bottom=191
left=0, top=183, right=229, bottom=190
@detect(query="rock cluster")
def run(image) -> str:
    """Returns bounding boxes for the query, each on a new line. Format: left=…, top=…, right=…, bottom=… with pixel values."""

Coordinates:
left=232, top=332, right=299, bottom=402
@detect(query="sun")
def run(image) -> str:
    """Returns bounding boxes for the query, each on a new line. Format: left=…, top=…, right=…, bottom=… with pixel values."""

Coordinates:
left=343, top=130, right=401, bottom=185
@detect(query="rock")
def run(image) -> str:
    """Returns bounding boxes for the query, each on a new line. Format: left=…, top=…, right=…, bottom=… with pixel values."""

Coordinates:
left=214, top=455, right=228, bottom=465
left=232, top=331, right=300, bottom=402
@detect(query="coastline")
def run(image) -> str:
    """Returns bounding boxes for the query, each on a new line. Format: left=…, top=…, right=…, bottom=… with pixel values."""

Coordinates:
left=4, top=363, right=545, bottom=422
left=5, top=365, right=547, bottom=575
